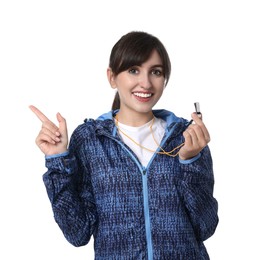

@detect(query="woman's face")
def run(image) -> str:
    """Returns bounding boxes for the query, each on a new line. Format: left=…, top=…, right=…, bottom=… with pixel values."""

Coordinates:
left=108, top=50, right=166, bottom=119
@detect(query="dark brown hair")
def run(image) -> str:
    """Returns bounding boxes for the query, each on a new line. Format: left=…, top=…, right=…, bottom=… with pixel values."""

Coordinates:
left=109, top=31, right=171, bottom=110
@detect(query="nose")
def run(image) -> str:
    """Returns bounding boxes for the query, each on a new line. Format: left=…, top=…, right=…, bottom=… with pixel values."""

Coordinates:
left=138, top=71, right=152, bottom=89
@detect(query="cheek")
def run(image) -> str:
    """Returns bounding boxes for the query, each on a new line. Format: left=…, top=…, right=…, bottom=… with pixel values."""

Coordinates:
left=115, top=74, right=126, bottom=85
left=152, top=76, right=165, bottom=86
left=156, top=81, right=166, bottom=94
left=154, top=85, right=165, bottom=101
left=116, top=78, right=135, bottom=92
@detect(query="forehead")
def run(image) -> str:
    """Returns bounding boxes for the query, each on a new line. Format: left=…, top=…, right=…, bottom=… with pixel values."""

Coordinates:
left=141, top=50, right=162, bottom=67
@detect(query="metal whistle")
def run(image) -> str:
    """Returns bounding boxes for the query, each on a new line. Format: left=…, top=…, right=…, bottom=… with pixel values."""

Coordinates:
left=194, top=102, right=202, bottom=118
left=187, top=102, right=203, bottom=128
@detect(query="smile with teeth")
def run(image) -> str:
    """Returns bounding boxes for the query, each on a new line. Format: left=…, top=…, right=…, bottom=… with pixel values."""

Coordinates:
left=133, top=92, right=152, bottom=98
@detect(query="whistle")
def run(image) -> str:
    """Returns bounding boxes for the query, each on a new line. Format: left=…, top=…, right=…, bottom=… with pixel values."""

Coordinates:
left=194, top=102, right=201, bottom=115
left=194, top=102, right=202, bottom=118
left=186, top=102, right=203, bottom=127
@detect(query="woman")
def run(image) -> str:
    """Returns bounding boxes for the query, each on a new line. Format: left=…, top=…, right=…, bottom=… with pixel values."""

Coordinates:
left=30, top=31, right=218, bottom=259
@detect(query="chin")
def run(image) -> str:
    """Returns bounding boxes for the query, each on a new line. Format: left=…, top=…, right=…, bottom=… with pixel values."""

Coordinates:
left=135, top=106, right=155, bottom=114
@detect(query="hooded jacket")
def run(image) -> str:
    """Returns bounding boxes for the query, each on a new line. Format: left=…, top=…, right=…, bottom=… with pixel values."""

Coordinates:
left=43, top=109, right=218, bottom=260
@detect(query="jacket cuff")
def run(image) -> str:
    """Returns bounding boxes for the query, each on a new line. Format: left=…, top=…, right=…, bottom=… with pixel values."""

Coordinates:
left=45, top=151, right=73, bottom=174
left=45, top=151, right=69, bottom=159
left=179, top=153, right=201, bottom=164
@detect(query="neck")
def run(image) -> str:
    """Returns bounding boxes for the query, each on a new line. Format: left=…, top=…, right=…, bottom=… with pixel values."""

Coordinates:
left=116, top=110, right=154, bottom=127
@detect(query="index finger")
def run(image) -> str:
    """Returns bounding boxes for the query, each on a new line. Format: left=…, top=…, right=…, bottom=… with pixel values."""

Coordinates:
left=29, top=105, right=50, bottom=123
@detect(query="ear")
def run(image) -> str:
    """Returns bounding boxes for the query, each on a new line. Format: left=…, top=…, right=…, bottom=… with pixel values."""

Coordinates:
left=107, top=68, right=117, bottom=89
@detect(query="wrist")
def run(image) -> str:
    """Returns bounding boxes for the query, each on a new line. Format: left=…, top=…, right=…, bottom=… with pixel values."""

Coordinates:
left=179, top=153, right=201, bottom=164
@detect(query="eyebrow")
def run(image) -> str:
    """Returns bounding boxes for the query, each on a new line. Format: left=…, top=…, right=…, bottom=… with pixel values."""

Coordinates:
left=151, top=64, right=164, bottom=68
left=130, top=64, right=164, bottom=69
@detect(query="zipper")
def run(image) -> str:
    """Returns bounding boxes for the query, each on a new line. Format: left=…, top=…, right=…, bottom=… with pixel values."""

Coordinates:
left=100, top=132, right=154, bottom=259
left=97, top=124, right=180, bottom=260
left=140, top=127, right=177, bottom=260
left=142, top=167, right=153, bottom=260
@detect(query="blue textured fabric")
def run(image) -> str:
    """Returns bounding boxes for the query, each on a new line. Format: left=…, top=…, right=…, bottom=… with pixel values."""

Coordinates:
left=43, top=109, right=218, bottom=260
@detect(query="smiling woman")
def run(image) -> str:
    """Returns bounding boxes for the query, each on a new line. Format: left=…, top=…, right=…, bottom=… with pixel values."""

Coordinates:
left=108, top=49, right=166, bottom=126
left=30, top=31, right=218, bottom=259
left=109, top=32, right=171, bottom=119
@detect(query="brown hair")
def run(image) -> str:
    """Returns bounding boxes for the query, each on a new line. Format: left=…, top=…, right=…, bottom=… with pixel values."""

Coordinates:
left=109, top=31, right=171, bottom=110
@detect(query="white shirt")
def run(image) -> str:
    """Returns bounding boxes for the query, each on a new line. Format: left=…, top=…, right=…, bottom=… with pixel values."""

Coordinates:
left=116, top=117, right=167, bottom=167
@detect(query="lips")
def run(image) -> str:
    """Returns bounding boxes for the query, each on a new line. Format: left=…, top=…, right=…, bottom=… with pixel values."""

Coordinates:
left=132, top=92, right=153, bottom=102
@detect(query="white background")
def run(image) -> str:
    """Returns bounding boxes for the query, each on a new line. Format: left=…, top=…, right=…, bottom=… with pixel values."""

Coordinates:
left=1, top=0, right=254, bottom=259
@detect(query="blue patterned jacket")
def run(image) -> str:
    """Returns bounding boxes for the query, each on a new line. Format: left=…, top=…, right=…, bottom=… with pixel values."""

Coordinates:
left=43, top=109, right=218, bottom=260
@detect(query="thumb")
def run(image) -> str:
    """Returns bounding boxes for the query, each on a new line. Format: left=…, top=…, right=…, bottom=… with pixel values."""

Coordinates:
left=191, top=112, right=203, bottom=122
left=56, top=112, right=67, bottom=135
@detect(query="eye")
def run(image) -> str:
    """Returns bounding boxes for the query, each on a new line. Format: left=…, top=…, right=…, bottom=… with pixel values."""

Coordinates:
left=151, top=69, right=163, bottom=76
left=128, top=67, right=139, bottom=75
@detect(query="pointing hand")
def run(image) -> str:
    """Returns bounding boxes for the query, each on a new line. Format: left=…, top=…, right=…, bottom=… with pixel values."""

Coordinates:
left=29, top=105, right=68, bottom=156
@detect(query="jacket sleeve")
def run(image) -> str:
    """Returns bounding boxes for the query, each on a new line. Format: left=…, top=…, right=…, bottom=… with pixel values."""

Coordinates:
left=42, top=132, right=98, bottom=247
left=179, top=146, right=219, bottom=241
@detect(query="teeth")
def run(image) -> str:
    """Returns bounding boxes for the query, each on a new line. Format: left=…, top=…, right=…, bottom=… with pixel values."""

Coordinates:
left=133, top=92, right=152, bottom=98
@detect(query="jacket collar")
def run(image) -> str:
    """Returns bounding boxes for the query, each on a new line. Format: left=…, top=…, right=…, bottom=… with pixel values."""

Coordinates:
left=97, top=109, right=185, bottom=126
left=93, top=109, right=189, bottom=138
